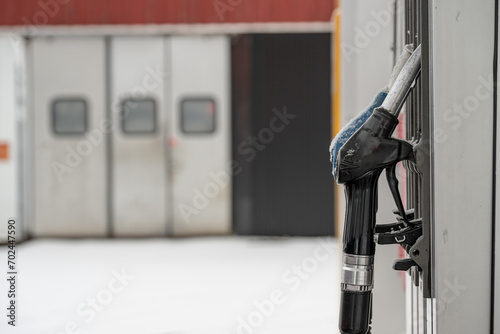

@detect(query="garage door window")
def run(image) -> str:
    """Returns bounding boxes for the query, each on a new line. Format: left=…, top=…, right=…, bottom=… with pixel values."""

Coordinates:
left=52, top=99, right=87, bottom=135
left=181, top=98, right=216, bottom=134
left=121, top=98, right=157, bottom=134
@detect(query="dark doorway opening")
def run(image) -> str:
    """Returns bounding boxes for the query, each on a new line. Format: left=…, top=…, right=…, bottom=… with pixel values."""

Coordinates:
left=232, top=33, right=334, bottom=236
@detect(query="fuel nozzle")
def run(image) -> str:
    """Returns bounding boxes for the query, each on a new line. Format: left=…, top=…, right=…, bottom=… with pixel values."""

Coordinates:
left=332, top=45, right=421, bottom=334
left=330, top=44, right=414, bottom=177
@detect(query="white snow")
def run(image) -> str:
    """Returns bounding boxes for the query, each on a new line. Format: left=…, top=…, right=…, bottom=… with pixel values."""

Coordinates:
left=0, top=237, right=339, bottom=334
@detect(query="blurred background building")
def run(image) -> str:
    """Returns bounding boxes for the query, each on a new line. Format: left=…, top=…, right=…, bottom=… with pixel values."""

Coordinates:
left=0, top=0, right=337, bottom=238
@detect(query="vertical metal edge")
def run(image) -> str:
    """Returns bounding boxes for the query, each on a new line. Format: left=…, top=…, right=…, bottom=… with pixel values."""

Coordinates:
left=426, top=297, right=433, bottom=332
left=392, top=0, right=398, bottom=66
left=163, top=35, right=174, bottom=237
left=21, top=37, right=31, bottom=240
left=25, top=37, right=35, bottom=239
left=105, top=36, right=113, bottom=237
left=245, top=34, right=255, bottom=235
left=492, top=0, right=499, bottom=331
left=418, top=0, right=434, bottom=299
left=225, top=35, right=233, bottom=236
left=231, top=34, right=254, bottom=235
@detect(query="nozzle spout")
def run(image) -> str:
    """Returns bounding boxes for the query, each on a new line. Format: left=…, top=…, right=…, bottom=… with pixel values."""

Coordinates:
left=381, top=44, right=422, bottom=117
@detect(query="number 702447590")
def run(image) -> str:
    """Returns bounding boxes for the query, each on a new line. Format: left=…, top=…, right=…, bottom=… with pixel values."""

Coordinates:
left=7, top=219, right=16, bottom=271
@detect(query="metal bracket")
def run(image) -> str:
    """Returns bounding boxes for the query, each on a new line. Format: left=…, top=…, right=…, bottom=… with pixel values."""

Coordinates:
left=374, top=209, right=430, bottom=289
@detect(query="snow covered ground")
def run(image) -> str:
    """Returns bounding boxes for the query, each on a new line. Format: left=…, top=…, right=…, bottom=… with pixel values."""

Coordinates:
left=0, top=237, right=339, bottom=334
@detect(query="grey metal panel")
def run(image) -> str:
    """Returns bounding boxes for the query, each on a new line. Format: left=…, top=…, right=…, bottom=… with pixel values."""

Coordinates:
left=30, top=37, right=107, bottom=237
left=431, top=0, right=495, bottom=332
left=170, top=35, right=231, bottom=236
left=110, top=36, right=168, bottom=237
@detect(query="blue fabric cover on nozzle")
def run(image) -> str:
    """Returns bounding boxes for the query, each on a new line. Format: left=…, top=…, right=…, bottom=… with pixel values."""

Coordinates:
left=330, top=91, right=387, bottom=176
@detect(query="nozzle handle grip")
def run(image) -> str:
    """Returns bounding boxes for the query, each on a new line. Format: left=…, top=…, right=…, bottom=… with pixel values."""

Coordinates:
left=343, top=172, right=380, bottom=255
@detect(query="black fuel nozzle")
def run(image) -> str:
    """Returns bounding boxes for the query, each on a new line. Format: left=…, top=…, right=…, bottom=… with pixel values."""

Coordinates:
left=332, top=45, right=421, bottom=334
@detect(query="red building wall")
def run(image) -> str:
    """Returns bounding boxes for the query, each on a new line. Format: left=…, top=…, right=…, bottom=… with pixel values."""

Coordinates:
left=0, top=0, right=336, bottom=26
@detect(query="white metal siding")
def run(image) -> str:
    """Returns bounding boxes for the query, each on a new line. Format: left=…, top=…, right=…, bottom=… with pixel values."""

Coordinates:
left=111, top=36, right=169, bottom=236
left=169, top=35, right=231, bottom=236
left=30, top=37, right=108, bottom=237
